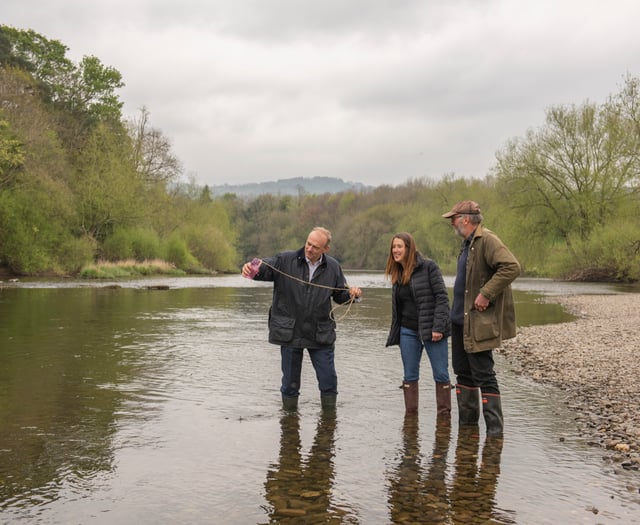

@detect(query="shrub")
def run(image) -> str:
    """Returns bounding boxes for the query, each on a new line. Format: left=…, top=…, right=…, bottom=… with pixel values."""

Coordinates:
left=162, top=234, right=201, bottom=272
left=550, top=221, right=640, bottom=282
left=102, top=227, right=161, bottom=262
left=54, top=235, right=97, bottom=274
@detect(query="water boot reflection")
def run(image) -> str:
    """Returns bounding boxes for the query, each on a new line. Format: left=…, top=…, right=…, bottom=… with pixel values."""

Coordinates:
left=262, top=410, right=355, bottom=524
left=423, top=421, right=452, bottom=521
left=388, top=416, right=452, bottom=523
left=450, top=426, right=515, bottom=524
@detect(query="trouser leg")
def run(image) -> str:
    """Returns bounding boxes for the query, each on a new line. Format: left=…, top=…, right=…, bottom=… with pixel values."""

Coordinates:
left=451, top=323, right=500, bottom=393
left=308, top=347, right=338, bottom=410
left=452, top=324, right=479, bottom=424
left=280, top=346, right=303, bottom=400
left=425, top=336, right=452, bottom=420
left=425, top=337, right=450, bottom=384
left=399, top=326, right=422, bottom=382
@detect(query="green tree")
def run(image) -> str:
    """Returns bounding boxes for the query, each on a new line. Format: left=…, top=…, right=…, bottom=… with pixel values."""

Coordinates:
left=0, top=66, right=91, bottom=274
left=0, top=116, right=25, bottom=189
left=494, top=92, right=640, bottom=246
left=0, top=25, right=74, bottom=98
left=1, top=26, right=125, bottom=150
left=70, top=122, right=144, bottom=242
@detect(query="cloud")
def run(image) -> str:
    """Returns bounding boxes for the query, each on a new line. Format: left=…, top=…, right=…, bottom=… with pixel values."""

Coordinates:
left=3, top=0, right=640, bottom=186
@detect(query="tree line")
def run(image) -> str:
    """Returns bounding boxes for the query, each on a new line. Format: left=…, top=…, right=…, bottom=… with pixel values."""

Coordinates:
left=1, top=26, right=639, bottom=281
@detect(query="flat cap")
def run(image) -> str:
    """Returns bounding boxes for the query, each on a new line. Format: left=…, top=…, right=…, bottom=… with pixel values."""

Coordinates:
left=442, top=200, right=481, bottom=218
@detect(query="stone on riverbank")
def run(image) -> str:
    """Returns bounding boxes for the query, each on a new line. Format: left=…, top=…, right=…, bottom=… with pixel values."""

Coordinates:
left=497, top=293, right=640, bottom=472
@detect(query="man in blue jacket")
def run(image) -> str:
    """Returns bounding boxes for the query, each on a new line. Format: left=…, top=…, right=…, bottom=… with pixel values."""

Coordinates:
left=242, top=227, right=362, bottom=411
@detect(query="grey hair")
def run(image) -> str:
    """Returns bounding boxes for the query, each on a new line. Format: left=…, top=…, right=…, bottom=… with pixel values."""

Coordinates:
left=465, top=213, right=483, bottom=225
left=312, top=226, right=332, bottom=247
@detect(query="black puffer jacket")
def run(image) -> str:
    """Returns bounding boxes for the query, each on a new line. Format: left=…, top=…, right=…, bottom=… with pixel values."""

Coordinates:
left=386, top=255, right=450, bottom=346
left=254, top=247, right=352, bottom=348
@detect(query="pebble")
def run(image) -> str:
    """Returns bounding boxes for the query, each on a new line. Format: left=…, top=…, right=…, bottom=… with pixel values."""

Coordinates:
left=498, top=293, right=640, bottom=472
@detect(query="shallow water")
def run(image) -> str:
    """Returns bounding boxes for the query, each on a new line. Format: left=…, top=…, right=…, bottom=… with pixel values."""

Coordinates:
left=0, top=274, right=638, bottom=524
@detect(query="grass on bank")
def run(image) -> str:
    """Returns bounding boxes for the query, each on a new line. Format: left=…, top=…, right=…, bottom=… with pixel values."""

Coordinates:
left=79, top=259, right=189, bottom=279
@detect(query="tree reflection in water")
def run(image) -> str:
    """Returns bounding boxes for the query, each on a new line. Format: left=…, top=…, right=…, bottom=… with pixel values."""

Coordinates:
left=262, top=410, right=357, bottom=524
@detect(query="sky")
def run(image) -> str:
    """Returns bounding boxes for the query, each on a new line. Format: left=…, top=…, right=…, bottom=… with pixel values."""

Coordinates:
left=3, top=1, right=640, bottom=188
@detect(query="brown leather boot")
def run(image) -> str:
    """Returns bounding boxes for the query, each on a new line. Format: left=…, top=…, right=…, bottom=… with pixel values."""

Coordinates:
left=402, top=381, right=419, bottom=415
left=435, top=382, right=452, bottom=420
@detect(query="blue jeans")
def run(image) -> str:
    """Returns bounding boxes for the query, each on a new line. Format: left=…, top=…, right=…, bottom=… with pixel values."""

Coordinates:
left=451, top=323, right=499, bottom=394
left=399, top=326, right=450, bottom=383
left=280, top=346, right=338, bottom=397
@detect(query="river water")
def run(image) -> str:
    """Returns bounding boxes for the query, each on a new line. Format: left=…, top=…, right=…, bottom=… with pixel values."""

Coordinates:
left=0, top=273, right=639, bottom=524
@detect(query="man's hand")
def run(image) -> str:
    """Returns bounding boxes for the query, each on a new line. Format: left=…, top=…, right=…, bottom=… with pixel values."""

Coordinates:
left=349, top=287, right=362, bottom=300
left=474, top=293, right=490, bottom=311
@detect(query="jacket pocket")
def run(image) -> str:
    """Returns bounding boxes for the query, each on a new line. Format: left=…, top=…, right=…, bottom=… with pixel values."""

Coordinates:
left=470, top=308, right=499, bottom=342
left=315, top=320, right=336, bottom=346
left=269, top=314, right=296, bottom=342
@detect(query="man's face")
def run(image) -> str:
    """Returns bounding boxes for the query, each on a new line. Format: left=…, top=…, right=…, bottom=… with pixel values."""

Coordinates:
left=450, top=214, right=469, bottom=238
left=305, top=231, right=329, bottom=263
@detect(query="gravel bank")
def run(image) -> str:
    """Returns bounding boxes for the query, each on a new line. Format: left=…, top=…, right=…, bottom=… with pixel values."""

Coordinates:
left=497, top=293, right=640, bottom=472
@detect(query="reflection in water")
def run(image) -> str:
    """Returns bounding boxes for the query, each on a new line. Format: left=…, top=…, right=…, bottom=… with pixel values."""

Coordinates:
left=2, top=279, right=638, bottom=522
left=0, top=289, right=137, bottom=512
left=388, top=418, right=451, bottom=524
left=262, top=410, right=357, bottom=524
left=0, top=287, right=226, bottom=515
left=388, top=422, right=516, bottom=525
left=450, top=428, right=515, bottom=525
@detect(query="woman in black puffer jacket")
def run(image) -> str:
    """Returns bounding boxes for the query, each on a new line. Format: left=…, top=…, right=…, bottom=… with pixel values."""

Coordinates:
left=385, top=232, right=451, bottom=419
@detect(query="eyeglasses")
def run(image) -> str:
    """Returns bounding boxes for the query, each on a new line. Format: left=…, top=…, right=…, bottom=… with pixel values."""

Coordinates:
left=450, top=214, right=464, bottom=223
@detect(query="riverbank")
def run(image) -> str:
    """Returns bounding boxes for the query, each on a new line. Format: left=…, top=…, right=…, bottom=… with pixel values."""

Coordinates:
left=498, top=293, right=640, bottom=472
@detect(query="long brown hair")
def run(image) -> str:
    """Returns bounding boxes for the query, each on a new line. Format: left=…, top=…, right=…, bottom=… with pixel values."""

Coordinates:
left=384, top=232, right=418, bottom=285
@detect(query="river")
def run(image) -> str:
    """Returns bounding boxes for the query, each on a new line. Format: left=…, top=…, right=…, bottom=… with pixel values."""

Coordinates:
left=0, top=273, right=638, bottom=524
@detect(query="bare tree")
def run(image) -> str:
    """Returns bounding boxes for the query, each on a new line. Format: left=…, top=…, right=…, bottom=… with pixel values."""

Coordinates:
left=127, top=106, right=182, bottom=185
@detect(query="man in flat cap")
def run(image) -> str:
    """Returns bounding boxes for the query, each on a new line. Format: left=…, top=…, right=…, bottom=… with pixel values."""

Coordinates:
left=442, top=200, right=520, bottom=436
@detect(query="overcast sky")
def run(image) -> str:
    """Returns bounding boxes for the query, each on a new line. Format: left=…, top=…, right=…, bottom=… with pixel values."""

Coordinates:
left=4, top=0, right=640, bottom=188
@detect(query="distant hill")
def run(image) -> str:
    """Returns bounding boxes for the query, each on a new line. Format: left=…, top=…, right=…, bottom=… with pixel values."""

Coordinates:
left=209, top=176, right=374, bottom=197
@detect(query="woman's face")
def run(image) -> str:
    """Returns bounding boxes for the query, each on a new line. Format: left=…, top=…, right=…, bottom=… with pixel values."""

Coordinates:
left=391, top=237, right=407, bottom=264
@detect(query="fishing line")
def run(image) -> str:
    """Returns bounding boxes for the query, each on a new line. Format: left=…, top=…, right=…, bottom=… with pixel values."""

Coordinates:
left=255, top=258, right=360, bottom=322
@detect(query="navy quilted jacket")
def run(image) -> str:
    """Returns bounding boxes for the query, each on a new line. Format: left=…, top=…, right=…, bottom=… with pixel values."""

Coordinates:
left=386, top=255, right=450, bottom=346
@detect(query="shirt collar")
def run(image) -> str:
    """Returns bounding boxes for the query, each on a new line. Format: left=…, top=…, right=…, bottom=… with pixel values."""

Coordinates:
left=306, top=255, right=323, bottom=266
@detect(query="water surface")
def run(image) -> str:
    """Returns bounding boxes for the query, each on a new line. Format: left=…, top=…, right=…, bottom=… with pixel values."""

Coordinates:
left=0, top=274, right=638, bottom=524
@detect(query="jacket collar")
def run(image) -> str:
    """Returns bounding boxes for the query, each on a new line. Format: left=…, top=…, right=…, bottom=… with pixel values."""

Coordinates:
left=296, top=246, right=326, bottom=266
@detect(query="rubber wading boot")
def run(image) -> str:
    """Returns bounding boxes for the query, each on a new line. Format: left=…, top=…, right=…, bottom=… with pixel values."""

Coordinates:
left=402, top=381, right=419, bottom=416
left=455, top=384, right=480, bottom=425
left=482, top=393, right=504, bottom=437
left=320, top=394, right=337, bottom=411
left=435, top=382, right=452, bottom=420
left=282, top=395, right=299, bottom=411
